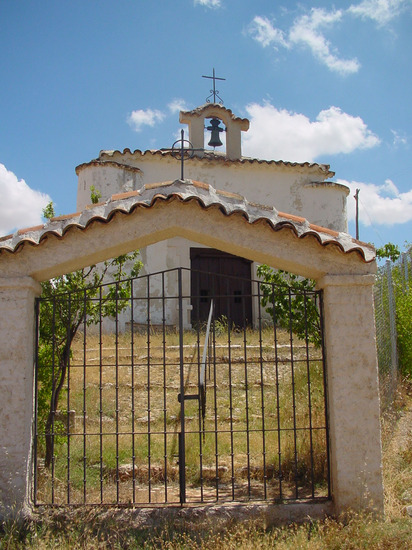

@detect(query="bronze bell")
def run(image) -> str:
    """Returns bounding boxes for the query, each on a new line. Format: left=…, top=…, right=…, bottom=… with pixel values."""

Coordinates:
left=207, top=118, right=224, bottom=148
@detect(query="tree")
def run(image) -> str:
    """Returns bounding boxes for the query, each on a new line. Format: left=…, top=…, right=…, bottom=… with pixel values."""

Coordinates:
left=257, top=265, right=321, bottom=348
left=376, top=242, right=401, bottom=263
left=38, top=202, right=142, bottom=467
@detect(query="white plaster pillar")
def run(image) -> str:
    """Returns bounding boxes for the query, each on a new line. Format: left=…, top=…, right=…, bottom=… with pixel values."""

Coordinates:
left=0, top=277, right=41, bottom=518
left=225, top=119, right=242, bottom=160
left=317, top=274, right=384, bottom=515
left=184, top=116, right=204, bottom=156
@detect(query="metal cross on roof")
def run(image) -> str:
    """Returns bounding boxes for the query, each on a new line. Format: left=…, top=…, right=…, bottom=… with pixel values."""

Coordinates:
left=169, top=129, right=204, bottom=180
left=202, top=68, right=225, bottom=104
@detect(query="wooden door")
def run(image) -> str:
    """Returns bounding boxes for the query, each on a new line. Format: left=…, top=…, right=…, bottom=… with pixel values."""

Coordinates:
left=190, top=248, right=252, bottom=326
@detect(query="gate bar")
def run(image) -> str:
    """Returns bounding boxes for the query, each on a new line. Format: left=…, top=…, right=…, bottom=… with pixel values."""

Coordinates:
left=178, top=268, right=186, bottom=504
left=199, top=299, right=214, bottom=423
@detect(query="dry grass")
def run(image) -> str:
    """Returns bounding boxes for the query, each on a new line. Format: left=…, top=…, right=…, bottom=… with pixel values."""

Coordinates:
left=380, top=380, right=412, bottom=519
left=1, top=385, right=411, bottom=550
left=1, top=378, right=410, bottom=549
left=35, top=327, right=328, bottom=506
left=2, top=333, right=411, bottom=548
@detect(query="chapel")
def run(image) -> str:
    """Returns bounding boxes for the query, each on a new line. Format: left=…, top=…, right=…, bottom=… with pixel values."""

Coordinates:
left=75, top=97, right=350, bottom=329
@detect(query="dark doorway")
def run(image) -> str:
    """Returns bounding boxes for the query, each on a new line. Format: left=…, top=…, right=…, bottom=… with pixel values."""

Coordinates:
left=190, top=248, right=253, bottom=326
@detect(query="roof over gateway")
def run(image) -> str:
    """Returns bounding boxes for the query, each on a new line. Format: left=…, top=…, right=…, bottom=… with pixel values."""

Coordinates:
left=0, top=179, right=374, bottom=262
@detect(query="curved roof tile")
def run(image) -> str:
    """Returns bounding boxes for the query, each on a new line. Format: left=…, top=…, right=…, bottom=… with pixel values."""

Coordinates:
left=76, top=149, right=335, bottom=178
left=180, top=103, right=249, bottom=125
left=0, top=179, right=374, bottom=262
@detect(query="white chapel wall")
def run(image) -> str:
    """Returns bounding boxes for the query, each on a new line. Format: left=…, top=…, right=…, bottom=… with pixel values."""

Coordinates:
left=77, top=156, right=349, bottom=232
left=75, top=104, right=350, bottom=333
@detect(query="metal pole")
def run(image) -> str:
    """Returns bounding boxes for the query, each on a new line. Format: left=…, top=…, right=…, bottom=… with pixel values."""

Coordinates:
left=180, top=129, right=184, bottom=180
left=354, top=189, right=360, bottom=240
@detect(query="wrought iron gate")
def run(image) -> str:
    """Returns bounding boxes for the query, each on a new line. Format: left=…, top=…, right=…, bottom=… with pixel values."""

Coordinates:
left=33, top=267, right=330, bottom=506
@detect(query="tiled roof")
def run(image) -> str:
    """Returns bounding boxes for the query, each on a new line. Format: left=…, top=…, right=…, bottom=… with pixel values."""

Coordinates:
left=76, top=160, right=142, bottom=173
left=76, top=149, right=335, bottom=178
left=0, top=179, right=374, bottom=262
left=180, top=103, right=250, bottom=126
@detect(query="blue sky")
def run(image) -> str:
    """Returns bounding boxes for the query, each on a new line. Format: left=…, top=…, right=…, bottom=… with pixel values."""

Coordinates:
left=1, top=0, right=411, bottom=252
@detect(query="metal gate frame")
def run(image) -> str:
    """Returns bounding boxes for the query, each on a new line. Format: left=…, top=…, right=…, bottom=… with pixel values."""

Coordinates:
left=33, top=267, right=330, bottom=507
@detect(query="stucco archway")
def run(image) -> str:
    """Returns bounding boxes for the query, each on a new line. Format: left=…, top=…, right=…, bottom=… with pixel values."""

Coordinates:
left=0, top=179, right=382, bottom=518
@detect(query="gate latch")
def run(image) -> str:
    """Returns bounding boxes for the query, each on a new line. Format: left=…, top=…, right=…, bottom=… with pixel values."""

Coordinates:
left=177, top=393, right=199, bottom=403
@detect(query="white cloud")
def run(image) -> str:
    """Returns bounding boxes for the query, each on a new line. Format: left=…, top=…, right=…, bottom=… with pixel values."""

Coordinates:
left=127, top=108, right=165, bottom=132
left=391, top=129, right=408, bottom=147
left=249, top=9, right=360, bottom=75
left=194, top=0, right=221, bottom=8
left=250, top=2, right=410, bottom=73
left=0, top=163, right=51, bottom=236
left=248, top=16, right=287, bottom=48
left=289, top=9, right=361, bottom=75
left=242, top=102, right=380, bottom=162
left=127, top=100, right=190, bottom=134
left=168, top=98, right=189, bottom=114
left=348, top=0, right=411, bottom=26
left=342, top=178, right=412, bottom=226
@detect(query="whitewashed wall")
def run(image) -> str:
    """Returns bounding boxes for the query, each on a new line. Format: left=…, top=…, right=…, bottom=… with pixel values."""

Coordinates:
left=77, top=154, right=349, bottom=232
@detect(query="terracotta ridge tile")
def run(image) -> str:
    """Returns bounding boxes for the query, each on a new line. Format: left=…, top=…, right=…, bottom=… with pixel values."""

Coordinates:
left=278, top=211, right=306, bottom=224
left=216, top=188, right=244, bottom=200
left=191, top=181, right=209, bottom=190
left=111, top=190, right=140, bottom=201
left=75, top=160, right=142, bottom=174
left=85, top=201, right=106, bottom=209
left=144, top=181, right=174, bottom=190
left=0, top=233, right=14, bottom=242
left=308, top=223, right=339, bottom=237
left=17, top=224, right=45, bottom=235
left=351, top=237, right=375, bottom=249
left=248, top=201, right=273, bottom=211
left=51, top=212, right=82, bottom=222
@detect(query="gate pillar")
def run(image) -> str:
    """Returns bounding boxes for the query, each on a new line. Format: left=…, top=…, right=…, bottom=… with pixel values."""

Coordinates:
left=317, top=274, right=384, bottom=515
left=0, top=276, right=41, bottom=519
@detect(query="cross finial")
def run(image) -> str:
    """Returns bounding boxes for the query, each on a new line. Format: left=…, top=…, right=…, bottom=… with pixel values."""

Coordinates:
left=164, top=130, right=203, bottom=180
left=202, top=68, right=226, bottom=104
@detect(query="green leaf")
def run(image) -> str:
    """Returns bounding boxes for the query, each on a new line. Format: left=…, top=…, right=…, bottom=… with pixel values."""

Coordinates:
left=257, top=265, right=321, bottom=348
